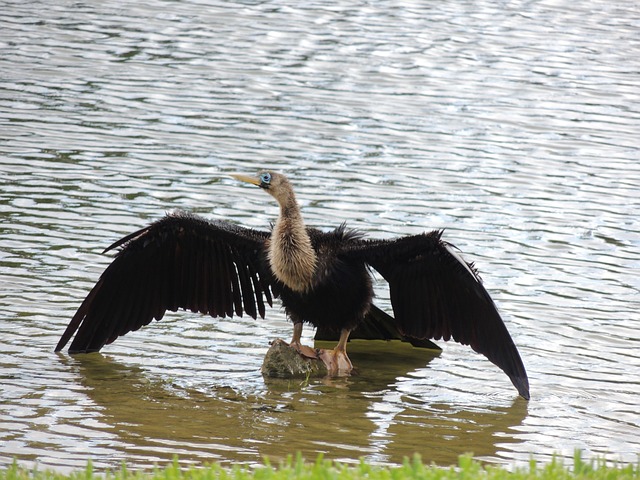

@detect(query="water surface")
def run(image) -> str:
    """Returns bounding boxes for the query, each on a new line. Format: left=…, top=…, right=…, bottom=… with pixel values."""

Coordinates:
left=1, top=0, right=639, bottom=472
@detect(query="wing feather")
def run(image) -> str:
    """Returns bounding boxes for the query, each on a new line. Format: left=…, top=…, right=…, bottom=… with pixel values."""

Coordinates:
left=344, top=231, right=529, bottom=399
left=235, top=248, right=256, bottom=319
left=55, top=211, right=273, bottom=354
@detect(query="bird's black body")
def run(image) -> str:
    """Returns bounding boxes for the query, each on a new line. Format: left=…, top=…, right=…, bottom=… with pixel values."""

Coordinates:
left=56, top=172, right=530, bottom=399
left=278, top=226, right=372, bottom=334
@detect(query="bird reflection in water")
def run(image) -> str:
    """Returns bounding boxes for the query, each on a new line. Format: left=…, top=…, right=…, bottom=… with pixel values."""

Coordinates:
left=60, top=344, right=527, bottom=466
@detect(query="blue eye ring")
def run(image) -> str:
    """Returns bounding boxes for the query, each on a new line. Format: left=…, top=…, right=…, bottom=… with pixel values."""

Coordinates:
left=259, top=172, right=272, bottom=185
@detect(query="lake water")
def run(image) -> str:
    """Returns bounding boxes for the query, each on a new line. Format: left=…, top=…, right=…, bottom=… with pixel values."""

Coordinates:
left=1, top=0, right=639, bottom=473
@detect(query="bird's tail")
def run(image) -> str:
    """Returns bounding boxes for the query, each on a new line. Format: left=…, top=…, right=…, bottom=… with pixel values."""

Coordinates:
left=314, top=304, right=441, bottom=350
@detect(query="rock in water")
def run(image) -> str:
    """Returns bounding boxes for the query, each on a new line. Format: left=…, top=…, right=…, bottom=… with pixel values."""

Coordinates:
left=261, top=339, right=328, bottom=378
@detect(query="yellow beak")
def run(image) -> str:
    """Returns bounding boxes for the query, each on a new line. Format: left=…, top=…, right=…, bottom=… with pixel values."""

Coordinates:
left=230, top=173, right=261, bottom=186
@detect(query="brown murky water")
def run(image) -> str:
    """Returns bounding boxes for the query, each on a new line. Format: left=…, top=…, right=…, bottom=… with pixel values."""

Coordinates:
left=1, top=0, right=639, bottom=472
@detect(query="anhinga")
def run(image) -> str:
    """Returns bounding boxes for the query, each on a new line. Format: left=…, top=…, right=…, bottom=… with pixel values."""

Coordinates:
left=56, top=171, right=530, bottom=399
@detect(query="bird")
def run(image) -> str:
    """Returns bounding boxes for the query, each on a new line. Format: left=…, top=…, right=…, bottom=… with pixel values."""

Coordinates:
left=55, top=171, right=530, bottom=399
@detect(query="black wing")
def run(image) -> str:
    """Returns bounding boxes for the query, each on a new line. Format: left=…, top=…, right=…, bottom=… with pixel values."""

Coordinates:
left=56, top=211, right=274, bottom=354
left=344, top=231, right=529, bottom=399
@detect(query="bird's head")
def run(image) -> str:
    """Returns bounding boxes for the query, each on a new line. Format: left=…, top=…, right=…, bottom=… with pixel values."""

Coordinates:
left=231, top=171, right=294, bottom=205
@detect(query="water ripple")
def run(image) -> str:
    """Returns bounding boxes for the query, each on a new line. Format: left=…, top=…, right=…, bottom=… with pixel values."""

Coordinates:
left=1, top=0, right=639, bottom=472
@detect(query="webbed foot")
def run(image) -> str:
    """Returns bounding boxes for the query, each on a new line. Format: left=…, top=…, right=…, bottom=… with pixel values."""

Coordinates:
left=288, top=340, right=319, bottom=360
left=317, top=347, right=353, bottom=375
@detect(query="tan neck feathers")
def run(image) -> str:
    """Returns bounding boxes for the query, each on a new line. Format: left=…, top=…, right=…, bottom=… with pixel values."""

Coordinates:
left=268, top=188, right=317, bottom=292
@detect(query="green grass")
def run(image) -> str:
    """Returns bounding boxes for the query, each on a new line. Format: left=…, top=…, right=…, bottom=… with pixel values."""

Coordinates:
left=2, top=453, right=639, bottom=480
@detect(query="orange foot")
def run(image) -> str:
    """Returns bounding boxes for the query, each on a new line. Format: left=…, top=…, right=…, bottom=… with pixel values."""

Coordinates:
left=287, top=340, right=319, bottom=360
left=317, top=348, right=353, bottom=376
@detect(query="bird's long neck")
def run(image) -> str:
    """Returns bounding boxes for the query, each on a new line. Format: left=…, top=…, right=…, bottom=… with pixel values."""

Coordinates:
left=269, top=190, right=317, bottom=292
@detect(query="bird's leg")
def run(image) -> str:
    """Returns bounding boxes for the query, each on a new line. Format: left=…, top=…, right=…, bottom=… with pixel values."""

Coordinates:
left=289, top=321, right=303, bottom=349
left=287, top=321, right=317, bottom=359
left=318, top=329, right=353, bottom=375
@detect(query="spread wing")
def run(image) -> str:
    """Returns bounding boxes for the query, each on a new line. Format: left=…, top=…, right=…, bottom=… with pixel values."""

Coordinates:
left=344, top=231, right=529, bottom=399
left=55, top=211, right=274, bottom=354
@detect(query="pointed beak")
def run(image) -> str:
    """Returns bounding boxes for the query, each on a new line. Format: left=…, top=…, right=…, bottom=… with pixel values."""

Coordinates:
left=230, top=173, right=261, bottom=186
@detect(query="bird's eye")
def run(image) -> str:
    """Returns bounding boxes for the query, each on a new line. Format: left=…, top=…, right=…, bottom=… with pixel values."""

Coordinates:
left=260, top=172, right=272, bottom=184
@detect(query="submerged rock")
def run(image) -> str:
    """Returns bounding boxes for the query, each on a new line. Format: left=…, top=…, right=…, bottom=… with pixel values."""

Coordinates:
left=261, top=339, right=328, bottom=378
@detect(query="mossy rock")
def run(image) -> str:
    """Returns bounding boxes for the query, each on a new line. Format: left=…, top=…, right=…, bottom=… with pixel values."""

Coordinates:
left=261, top=339, right=328, bottom=378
